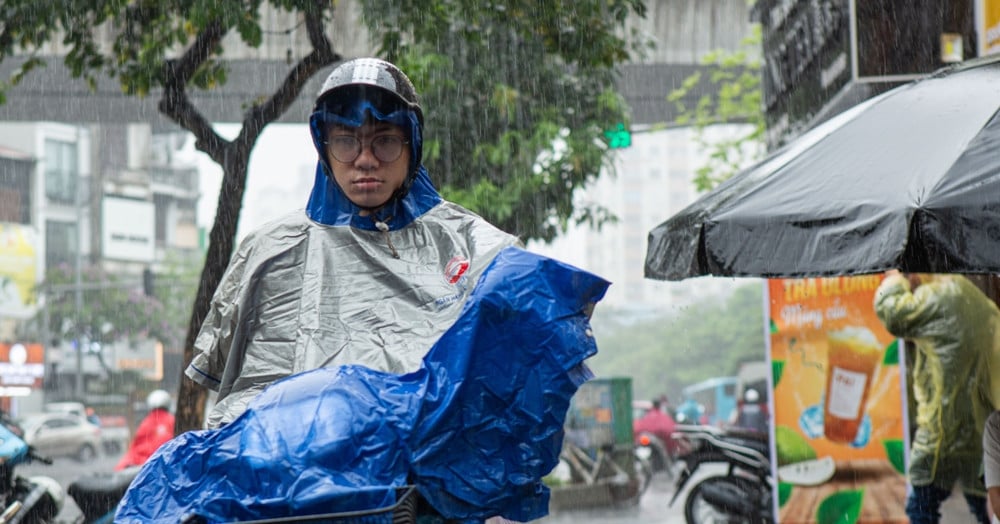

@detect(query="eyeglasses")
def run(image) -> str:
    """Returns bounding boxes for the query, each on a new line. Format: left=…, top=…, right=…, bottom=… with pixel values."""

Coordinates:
left=326, top=134, right=408, bottom=163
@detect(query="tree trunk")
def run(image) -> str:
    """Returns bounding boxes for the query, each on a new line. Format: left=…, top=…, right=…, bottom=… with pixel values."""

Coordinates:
left=161, top=9, right=338, bottom=434
left=174, top=152, right=250, bottom=433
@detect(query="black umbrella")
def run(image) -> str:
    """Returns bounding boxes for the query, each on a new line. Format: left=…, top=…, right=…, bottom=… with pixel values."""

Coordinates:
left=645, top=54, right=1000, bottom=281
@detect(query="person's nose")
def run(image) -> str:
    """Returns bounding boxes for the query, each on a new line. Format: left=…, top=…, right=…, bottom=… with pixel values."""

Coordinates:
left=353, top=140, right=380, bottom=168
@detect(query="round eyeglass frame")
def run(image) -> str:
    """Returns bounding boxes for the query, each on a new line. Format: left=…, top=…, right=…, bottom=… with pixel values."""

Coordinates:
left=326, top=135, right=409, bottom=164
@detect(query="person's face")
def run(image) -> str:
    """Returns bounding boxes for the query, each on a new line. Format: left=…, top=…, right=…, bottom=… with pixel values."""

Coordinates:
left=325, top=121, right=410, bottom=214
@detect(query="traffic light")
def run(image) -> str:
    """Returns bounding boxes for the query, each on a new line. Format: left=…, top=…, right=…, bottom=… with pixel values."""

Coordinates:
left=143, top=268, right=155, bottom=298
left=604, top=122, right=632, bottom=149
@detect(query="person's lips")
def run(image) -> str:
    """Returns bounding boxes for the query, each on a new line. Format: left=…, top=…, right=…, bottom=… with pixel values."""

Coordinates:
left=353, top=177, right=382, bottom=191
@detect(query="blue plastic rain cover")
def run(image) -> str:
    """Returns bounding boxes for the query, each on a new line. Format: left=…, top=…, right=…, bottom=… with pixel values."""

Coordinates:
left=116, top=247, right=608, bottom=523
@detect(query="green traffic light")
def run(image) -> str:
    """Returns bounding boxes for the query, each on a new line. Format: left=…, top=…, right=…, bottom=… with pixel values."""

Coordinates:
left=604, top=122, right=631, bottom=149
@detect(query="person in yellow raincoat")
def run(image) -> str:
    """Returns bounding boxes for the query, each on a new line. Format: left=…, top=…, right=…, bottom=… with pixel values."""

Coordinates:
left=875, top=272, right=1000, bottom=524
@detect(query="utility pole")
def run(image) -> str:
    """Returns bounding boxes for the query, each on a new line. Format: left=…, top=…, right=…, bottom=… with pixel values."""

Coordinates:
left=40, top=289, right=50, bottom=404
left=74, top=126, right=85, bottom=400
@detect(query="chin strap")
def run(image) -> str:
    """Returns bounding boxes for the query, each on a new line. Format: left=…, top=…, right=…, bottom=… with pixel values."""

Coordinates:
left=373, top=215, right=400, bottom=259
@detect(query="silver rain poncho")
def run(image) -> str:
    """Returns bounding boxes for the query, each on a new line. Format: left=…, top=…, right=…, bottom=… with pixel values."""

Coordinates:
left=139, top=59, right=610, bottom=522
left=186, top=200, right=519, bottom=428
left=186, top=84, right=520, bottom=428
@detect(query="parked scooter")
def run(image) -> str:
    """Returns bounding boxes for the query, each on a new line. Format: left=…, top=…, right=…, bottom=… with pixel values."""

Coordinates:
left=669, top=424, right=772, bottom=524
left=0, top=415, right=64, bottom=524
left=66, top=468, right=140, bottom=524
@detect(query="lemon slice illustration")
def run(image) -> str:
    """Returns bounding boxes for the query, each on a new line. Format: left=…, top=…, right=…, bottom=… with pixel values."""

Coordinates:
left=777, top=456, right=836, bottom=486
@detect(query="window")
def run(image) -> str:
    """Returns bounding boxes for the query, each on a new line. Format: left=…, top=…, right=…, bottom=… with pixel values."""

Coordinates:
left=154, top=193, right=170, bottom=246
left=0, top=157, right=32, bottom=223
left=45, top=220, right=77, bottom=268
left=44, top=140, right=78, bottom=204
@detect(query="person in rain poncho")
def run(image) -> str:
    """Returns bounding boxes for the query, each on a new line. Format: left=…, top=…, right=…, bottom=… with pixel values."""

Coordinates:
left=875, top=272, right=1000, bottom=524
left=115, top=389, right=175, bottom=470
left=983, top=410, right=1000, bottom=522
left=185, top=58, right=521, bottom=429
left=633, top=398, right=676, bottom=448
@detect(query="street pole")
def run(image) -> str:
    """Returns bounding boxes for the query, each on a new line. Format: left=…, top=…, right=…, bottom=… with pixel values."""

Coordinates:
left=74, top=126, right=84, bottom=400
left=40, top=288, right=50, bottom=404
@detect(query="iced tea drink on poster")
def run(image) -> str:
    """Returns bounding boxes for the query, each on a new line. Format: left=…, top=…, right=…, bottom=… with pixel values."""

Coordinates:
left=823, top=326, right=883, bottom=444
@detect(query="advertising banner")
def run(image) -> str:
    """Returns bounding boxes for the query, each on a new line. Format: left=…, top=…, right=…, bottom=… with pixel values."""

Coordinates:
left=0, top=343, right=45, bottom=393
left=0, top=223, right=39, bottom=319
left=768, top=276, right=908, bottom=523
left=979, top=0, right=1000, bottom=56
left=759, top=0, right=852, bottom=148
left=102, top=197, right=155, bottom=262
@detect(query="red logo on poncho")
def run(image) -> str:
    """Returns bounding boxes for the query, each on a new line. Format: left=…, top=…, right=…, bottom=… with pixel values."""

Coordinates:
left=445, top=256, right=470, bottom=284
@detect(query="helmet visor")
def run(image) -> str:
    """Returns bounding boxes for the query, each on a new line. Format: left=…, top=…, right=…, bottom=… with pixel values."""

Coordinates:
left=315, top=85, right=411, bottom=126
left=310, top=86, right=422, bottom=175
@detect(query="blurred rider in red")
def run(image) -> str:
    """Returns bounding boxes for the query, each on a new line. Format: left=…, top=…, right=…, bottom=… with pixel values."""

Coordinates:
left=116, top=390, right=175, bottom=470
left=633, top=398, right=677, bottom=452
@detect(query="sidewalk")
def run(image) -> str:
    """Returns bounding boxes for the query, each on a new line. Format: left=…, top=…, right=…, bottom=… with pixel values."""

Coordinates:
left=940, top=486, right=983, bottom=523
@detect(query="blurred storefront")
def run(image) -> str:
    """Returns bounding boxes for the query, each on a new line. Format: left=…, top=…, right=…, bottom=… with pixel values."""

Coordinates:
left=756, top=0, right=979, bottom=149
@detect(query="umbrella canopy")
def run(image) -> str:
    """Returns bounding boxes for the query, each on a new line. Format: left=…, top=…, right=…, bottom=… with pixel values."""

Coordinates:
left=645, top=54, right=1000, bottom=281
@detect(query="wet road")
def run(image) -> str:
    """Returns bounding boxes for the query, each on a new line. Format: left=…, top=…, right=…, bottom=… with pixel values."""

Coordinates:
left=533, top=463, right=733, bottom=524
left=535, top=473, right=686, bottom=524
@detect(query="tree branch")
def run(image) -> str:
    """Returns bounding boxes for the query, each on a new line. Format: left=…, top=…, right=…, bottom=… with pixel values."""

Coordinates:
left=237, top=9, right=340, bottom=149
left=158, top=21, right=230, bottom=164
left=173, top=20, right=227, bottom=85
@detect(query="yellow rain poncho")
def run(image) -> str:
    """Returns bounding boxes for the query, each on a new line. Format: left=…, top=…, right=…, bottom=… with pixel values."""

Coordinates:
left=874, top=274, right=1000, bottom=492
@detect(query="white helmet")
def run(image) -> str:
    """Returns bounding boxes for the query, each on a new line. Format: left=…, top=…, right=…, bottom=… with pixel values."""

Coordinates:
left=146, top=389, right=172, bottom=410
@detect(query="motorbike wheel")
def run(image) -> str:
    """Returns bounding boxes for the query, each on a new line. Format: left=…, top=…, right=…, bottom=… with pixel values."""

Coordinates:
left=633, top=455, right=654, bottom=494
left=11, top=480, right=61, bottom=524
left=684, top=475, right=766, bottom=524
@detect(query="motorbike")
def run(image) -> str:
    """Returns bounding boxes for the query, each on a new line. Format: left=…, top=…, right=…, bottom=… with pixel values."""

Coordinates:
left=0, top=414, right=64, bottom=524
left=67, top=467, right=414, bottom=524
left=66, top=468, right=141, bottom=524
left=668, top=424, right=773, bottom=524
left=634, top=431, right=676, bottom=479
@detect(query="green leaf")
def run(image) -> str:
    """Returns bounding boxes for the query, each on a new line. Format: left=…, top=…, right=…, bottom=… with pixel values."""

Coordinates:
left=772, top=360, right=785, bottom=387
left=882, top=438, right=906, bottom=475
left=816, top=489, right=864, bottom=524
left=665, top=21, right=764, bottom=191
left=778, top=481, right=793, bottom=507
left=775, top=424, right=816, bottom=466
left=882, top=339, right=899, bottom=365
left=769, top=318, right=778, bottom=334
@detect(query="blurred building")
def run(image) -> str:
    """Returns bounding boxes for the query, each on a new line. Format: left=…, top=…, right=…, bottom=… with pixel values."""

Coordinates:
left=0, top=123, right=200, bottom=411
left=528, top=125, right=758, bottom=314
left=755, top=0, right=981, bottom=148
left=0, top=147, right=36, bottom=336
